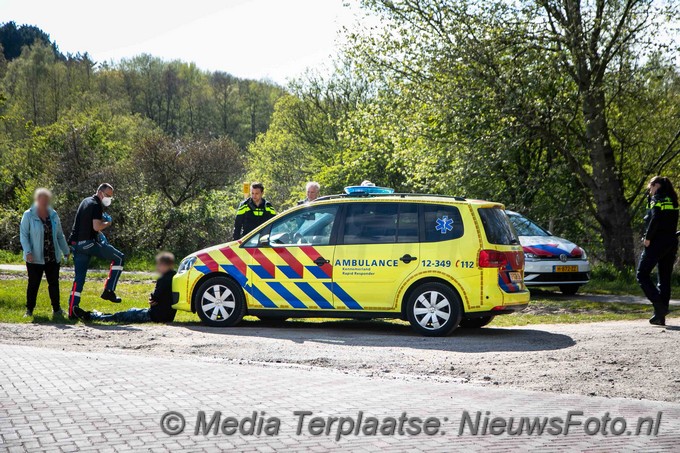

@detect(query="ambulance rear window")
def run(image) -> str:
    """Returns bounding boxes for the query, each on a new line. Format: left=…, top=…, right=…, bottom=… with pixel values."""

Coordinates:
left=478, top=207, right=519, bottom=245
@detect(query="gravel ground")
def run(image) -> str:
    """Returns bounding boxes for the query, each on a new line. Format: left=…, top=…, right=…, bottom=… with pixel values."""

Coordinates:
left=1, top=318, right=678, bottom=403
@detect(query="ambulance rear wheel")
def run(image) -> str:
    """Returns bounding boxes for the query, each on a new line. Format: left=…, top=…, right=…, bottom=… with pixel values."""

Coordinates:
left=406, top=282, right=462, bottom=336
left=195, top=276, right=245, bottom=327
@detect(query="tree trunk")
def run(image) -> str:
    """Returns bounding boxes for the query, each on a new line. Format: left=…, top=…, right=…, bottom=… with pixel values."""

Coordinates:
left=582, top=89, right=635, bottom=268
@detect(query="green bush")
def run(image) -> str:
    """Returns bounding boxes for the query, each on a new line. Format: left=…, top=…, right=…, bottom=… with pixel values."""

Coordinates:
left=591, top=263, right=635, bottom=282
left=0, top=249, right=22, bottom=264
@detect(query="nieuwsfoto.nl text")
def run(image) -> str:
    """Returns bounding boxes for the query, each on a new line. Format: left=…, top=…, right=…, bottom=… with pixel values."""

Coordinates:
left=159, top=410, right=663, bottom=440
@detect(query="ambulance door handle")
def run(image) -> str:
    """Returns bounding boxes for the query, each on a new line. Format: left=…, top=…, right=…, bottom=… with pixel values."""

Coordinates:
left=400, top=254, right=417, bottom=264
left=314, top=257, right=330, bottom=266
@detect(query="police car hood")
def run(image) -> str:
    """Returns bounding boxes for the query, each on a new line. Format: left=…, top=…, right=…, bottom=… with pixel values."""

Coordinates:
left=518, top=235, right=583, bottom=259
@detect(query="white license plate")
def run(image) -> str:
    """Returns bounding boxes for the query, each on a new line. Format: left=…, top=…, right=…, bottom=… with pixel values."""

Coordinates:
left=509, top=272, right=522, bottom=282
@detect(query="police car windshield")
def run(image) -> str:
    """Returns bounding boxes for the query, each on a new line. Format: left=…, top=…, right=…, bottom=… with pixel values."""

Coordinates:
left=508, top=213, right=550, bottom=237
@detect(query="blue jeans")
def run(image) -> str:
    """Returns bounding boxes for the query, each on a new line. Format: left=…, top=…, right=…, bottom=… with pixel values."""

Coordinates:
left=91, top=308, right=151, bottom=323
left=68, top=239, right=125, bottom=317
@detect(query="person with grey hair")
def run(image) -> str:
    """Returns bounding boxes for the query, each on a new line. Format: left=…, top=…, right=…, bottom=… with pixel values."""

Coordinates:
left=298, top=181, right=321, bottom=205
left=19, top=188, right=70, bottom=317
left=67, top=183, right=125, bottom=320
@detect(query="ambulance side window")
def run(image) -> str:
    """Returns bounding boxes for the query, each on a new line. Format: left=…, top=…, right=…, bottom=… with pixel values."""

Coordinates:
left=343, top=203, right=399, bottom=244
left=268, top=206, right=339, bottom=246
left=397, top=203, right=419, bottom=243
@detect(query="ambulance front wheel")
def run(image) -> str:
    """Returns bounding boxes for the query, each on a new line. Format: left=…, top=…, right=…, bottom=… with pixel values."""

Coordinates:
left=195, top=276, right=246, bottom=327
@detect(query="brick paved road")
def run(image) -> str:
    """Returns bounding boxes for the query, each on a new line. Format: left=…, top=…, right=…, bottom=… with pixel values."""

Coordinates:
left=1, top=344, right=678, bottom=452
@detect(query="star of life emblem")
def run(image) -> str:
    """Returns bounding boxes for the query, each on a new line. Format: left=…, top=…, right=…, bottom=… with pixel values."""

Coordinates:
left=435, top=216, right=454, bottom=234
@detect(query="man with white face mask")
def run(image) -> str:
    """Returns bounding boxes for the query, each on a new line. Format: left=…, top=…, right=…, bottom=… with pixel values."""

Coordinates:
left=67, top=183, right=125, bottom=320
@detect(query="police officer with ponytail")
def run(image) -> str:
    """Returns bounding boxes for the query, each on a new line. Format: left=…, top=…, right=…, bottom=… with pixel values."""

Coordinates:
left=233, top=182, right=276, bottom=240
left=637, top=176, right=679, bottom=326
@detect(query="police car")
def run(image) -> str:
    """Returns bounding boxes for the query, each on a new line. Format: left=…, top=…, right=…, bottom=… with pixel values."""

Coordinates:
left=172, top=187, right=529, bottom=336
left=506, top=211, right=590, bottom=295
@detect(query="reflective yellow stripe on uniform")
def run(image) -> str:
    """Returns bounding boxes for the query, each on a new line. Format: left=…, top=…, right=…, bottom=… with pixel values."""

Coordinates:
left=649, top=198, right=679, bottom=211
left=236, top=204, right=250, bottom=215
left=659, top=203, right=679, bottom=211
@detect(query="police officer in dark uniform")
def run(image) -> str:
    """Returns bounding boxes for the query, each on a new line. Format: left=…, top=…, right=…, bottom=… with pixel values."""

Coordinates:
left=233, top=182, right=277, bottom=240
left=636, top=176, right=679, bottom=326
left=67, top=183, right=125, bottom=319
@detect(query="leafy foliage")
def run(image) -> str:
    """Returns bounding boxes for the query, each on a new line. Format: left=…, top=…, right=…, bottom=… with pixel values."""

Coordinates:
left=0, top=29, right=282, bottom=259
left=1, top=12, right=679, bottom=269
left=0, top=21, right=61, bottom=61
left=251, top=0, right=680, bottom=268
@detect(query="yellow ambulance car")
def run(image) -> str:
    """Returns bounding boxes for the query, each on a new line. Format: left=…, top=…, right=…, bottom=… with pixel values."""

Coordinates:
left=172, top=187, right=529, bottom=336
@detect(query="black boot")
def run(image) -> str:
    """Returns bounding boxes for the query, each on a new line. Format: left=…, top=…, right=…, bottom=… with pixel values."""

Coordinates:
left=649, top=315, right=666, bottom=326
left=71, top=306, right=91, bottom=321
left=101, top=289, right=122, bottom=303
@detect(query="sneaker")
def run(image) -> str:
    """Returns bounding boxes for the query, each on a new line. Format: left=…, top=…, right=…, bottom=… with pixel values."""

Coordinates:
left=72, top=306, right=91, bottom=321
left=23, top=310, right=33, bottom=318
left=53, top=309, right=64, bottom=317
left=101, top=289, right=122, bottom=303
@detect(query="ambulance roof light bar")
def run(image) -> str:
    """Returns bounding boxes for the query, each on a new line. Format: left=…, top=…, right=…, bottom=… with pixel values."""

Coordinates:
left=344, top=186, right=395, bottom=196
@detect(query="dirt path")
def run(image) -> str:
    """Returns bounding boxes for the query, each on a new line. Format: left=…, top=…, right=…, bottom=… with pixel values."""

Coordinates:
left=1, top=318, right=678, bottom=403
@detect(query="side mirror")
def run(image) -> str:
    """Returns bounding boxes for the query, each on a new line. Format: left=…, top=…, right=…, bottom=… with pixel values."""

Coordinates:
left=259, top=234, right=270, bottom=247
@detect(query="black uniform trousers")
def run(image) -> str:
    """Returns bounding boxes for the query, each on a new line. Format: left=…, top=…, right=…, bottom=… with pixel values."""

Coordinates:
left=636, top=235, right=678, bottom=316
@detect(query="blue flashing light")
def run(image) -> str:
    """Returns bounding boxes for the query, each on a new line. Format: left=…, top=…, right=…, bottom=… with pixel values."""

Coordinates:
left=344, top=186, right=395, bottom=195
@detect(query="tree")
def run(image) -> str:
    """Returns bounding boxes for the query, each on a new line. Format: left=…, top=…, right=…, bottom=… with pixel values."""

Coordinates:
left=532, top=0, right=679, bottom=266
left=0, top=24, right=284, bottom=257
left=3, top=43, right=61, bottom=125
left=0, top=22, right=61, bottom=61
left=210, top=71, right=239, bottom=136
left=247, top=62, right=372, bottom=206
left=348, top=0, right=680, bottom=268
left=135, top=135, right=245, bottom=248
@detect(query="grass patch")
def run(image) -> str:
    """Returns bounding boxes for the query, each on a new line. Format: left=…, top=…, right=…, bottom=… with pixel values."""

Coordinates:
left=490, top=297, right=675, bottom=326
left=0, top=275, right=675, bottom=327
left=0, top=278, right=198, bottom=324
left=585, top=263, right=680, bottom=296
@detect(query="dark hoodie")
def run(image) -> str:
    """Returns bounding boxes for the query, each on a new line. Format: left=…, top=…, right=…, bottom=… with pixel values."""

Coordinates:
left=149, top=270, right=177, bottom=323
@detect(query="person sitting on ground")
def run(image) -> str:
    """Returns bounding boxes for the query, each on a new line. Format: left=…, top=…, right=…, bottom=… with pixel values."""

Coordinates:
left=73, top=252, right=177, bottom=323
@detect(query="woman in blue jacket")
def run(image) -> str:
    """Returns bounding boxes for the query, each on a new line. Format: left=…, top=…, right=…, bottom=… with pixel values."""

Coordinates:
left=19, top=188, right=70, bottom=317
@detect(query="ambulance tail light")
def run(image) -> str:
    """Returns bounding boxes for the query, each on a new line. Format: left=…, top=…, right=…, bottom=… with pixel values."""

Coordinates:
left=478, top=250, right=508, bottom=268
